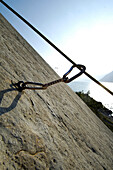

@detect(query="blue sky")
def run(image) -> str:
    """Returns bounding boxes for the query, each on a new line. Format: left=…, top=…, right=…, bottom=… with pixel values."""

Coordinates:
left=0, top=0, right=113, bottom=80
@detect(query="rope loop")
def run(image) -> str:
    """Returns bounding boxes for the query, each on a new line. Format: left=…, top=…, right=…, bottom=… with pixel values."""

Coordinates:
left=11, top=81, right=25, bottom=92
left=11, top=64, right=85, bottom=91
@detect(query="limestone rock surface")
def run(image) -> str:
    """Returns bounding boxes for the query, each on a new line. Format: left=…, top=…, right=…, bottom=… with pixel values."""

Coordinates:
left=0, top=14, right=113, bottom=170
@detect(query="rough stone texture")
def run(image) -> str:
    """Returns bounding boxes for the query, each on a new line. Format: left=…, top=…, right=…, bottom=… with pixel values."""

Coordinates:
left=0, top=13, right=113, bottom=170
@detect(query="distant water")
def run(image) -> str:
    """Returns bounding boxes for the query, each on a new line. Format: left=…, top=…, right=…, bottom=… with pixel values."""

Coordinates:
left=69, top=81, right=90, bottom=93
left=69, top=81, right=113, bottom=112
left=89, top=82, right=113, bottom=112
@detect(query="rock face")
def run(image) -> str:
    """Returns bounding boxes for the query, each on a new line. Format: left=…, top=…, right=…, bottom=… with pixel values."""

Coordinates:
left=0, top=13, right=113, bottom=170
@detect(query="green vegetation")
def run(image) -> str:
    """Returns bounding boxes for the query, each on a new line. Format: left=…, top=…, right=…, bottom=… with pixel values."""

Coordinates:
left=76, top=91, right=113, bottom=132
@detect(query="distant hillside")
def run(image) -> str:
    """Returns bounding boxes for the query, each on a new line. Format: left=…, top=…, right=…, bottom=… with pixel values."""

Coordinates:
left=100, top=71, right=113, bottom=82
left=76, top=92, right=113, bottom=132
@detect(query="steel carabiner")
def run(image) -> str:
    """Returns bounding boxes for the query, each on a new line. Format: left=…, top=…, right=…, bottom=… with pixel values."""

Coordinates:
left=63, top=64, right=86, bottom=83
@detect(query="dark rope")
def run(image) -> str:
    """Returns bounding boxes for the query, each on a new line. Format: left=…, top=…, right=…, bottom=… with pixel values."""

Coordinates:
left=1, top=0, right=113, bottom=95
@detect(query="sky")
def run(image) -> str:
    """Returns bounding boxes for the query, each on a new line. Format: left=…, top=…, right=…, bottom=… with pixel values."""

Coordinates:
left=0, top=0, right=113, bottom=81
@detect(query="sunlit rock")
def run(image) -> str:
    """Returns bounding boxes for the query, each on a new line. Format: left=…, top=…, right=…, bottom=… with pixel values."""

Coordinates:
left=0, top=14, right=113, bottom=170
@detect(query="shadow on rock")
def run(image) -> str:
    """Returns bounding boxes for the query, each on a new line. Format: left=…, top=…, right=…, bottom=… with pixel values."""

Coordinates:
left=0, top=88, right=22, bottom=115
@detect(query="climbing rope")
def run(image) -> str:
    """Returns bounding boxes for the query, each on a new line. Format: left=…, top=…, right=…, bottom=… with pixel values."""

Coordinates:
left=1, top=0, right=113, bottom=95
left=11, top=65, right=86, bottom=91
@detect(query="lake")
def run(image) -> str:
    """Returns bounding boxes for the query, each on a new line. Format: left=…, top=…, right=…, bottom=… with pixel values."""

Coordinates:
left=69, top=81, right=113, bottom=112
